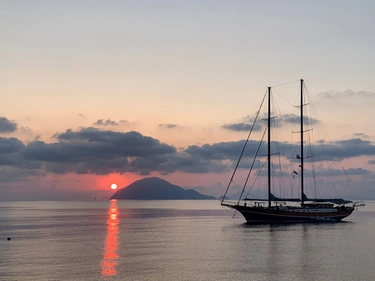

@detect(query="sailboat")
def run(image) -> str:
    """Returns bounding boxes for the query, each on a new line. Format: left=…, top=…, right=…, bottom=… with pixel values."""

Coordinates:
left=221, top=79, right=364, bottom=223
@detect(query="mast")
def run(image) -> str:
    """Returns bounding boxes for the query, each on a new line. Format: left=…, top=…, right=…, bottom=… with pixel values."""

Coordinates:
left=300, top=79, right=304, bottom=204
left=267, top=87, right=271, bottom=208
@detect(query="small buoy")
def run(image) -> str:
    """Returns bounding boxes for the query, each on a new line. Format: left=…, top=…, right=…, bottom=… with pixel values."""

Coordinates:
left=7, top=237, right=11, bottom=241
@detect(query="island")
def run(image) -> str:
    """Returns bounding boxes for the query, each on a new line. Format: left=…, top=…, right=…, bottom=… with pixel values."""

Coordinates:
left=110, top=177, right=216, bottom=200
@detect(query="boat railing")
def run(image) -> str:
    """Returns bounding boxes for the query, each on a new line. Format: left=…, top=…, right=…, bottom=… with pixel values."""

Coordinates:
left=354, top=201, right=366, bottom=210
left=220, top=200, right=237, bottom=207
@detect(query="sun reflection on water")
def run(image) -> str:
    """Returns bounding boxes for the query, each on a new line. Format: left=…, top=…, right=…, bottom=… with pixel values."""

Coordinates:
left=101, top=200, right=119, bottom=277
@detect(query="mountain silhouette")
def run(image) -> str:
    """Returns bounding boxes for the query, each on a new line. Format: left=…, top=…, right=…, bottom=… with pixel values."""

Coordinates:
left=110, top=177, right=216, bottom=200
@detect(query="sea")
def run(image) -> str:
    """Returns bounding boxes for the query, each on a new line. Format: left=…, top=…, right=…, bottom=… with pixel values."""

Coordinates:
left=0, top=200, right=374, bottom=281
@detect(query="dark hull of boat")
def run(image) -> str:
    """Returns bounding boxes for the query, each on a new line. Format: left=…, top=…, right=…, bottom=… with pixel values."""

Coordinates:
left=225, top=204, right=354, bottom=223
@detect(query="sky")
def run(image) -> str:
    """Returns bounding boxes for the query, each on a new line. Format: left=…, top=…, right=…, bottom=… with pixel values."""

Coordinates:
left=1, top=0, right=375, bottom=200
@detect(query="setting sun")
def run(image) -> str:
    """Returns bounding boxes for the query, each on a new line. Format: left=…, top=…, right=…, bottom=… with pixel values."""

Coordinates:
left=110, top=183, right=118, bottom=190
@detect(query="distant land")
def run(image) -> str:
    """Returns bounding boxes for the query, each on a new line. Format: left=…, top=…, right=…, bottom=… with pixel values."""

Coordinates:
left=110, top=177, right=217, bottom=200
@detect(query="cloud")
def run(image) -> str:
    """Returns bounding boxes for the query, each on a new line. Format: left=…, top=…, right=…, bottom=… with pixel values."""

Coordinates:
left=345, top=168, right=371, bottom=175
left=222, top=115, right=263, bottom=132
left=353, top=133, right=370, bottom=138
left=22, top=128, right=176, bottom=175
left=93, top=119, right=119, bottom=126
left=280, top=114, right=319, bottom=126
left=222, top=123, right=262, bottom=132
left=119, top=120, right=129, bottom=125
left=0, top=137, right=43, bottom=182
left=185, top=141, right=251, bottom=160
left=1, top=127, right=375, bottom=179
left=0, top=131, right=246, bottom=177
left=93, top=119, right=130, bottom=127
left=317, top=90, right=375, bottom=100
left=158, top=123, right=178, bottom=129
left=319, top=138, right=375, bottom=160
left=0, top=137, right=25, bottom=154
left=221, top=113, right=319, bottom=132
left=0, top=117, right=17, bottom=133
left=182, top=137, right=375, bottom=172
left=155, top=150, right=232, bottom=175
left=0, top=166, right=43, bottom=183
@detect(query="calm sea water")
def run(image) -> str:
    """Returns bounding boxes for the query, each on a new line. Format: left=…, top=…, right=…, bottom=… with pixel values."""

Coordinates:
left=0, top=200, right=374, bottom=281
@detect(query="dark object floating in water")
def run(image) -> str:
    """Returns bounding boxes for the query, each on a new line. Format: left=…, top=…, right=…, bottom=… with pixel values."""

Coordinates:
left=7, top=237, right=11, bottom=241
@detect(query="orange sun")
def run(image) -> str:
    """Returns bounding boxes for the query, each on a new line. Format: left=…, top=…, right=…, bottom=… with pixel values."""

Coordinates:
left=110, top=183, right=118, bottom=190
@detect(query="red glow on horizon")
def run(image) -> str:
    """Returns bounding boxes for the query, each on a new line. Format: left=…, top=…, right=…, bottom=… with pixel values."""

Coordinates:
left=96, top=173, right=140, bottom=190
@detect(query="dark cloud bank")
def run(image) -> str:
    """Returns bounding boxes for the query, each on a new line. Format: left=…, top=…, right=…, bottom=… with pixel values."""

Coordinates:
left=1, top=127, right=375, bottom=183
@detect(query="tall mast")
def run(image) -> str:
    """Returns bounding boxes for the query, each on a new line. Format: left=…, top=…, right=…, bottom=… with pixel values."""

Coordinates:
left=267, top=87, right=271, bottom=208
left=300, top=79, right=304, bottom=204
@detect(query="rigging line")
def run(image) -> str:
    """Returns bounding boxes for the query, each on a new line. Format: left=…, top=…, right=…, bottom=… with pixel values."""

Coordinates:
left=245, top=159, right=267, bottom=199
left=305, top=85, right=354, bottom=198
left=342, top=167, right=352, bottom=182
left=270, top=79, right=300, bottom=88
left=231, top=179, right=244, bottom=194
left=221, top=90, right=267, bottom=203
left=232, top=210, right=238, bottom=219
left=272, top=88, right=295, bottom=107
left=238, top=126, right=267, bottom=203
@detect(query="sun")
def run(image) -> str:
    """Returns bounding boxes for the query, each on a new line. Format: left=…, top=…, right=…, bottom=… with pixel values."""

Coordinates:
left=110, top=183, right=118, bottom=190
